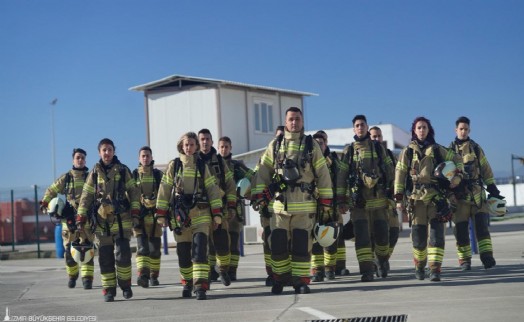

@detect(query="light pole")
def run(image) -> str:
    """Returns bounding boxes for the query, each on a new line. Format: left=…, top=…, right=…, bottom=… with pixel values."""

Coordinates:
left=50, top=98, right=58, bottom=180
left=511, top=154, right=524, bottom=207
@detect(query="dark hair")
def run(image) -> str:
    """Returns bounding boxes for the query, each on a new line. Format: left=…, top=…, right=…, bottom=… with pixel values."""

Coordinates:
left=369, top=126, right=381, bottom=132
left=314, top=130, right=328, bottom=140
left=138, top=146, right=152, bottom=155
left=219, top=136, right=232, bottom=145
left=72, top=148, right=87, bottom=158
left=456, top=116, right=470, bottom=127
left=285, top=106, right=302, bottom=116
left=352, top=114, right=367, bottom=125
left=313, top=132, right=325, bottom=140
left=98, top=138, right=115, bottom=151
left=411, top=116, right=435, bottom=141
left=198, top=128, right=212, bottom=139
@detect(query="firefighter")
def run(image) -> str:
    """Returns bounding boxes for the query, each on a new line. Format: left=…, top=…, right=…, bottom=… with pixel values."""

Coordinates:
left=449, top=116, right=501, bottom=270
left=40, top=148, right=94, bottom=289
left=198, top=129, right=237, bottom=286
left=76, top=138, right=140, bottom=302
left=369, top=126, right=400, bottom=272
left=217, top=136, right=255, bottom=281
left=155, top=132, right=224, bottom=300
left=394, top=117, right=464, bottom=282
left=310, top=131, right=346, bottom=282
left=337, top=115, right=395, bottom=282
left=251, top=107, right=333, bottom=295
left=132, top=146, right=164, bottom=287
left=260, top=126, right=285, bottom=287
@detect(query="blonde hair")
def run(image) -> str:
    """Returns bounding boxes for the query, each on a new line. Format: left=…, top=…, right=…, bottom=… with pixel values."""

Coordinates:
left=177, top=132, right=200, bottom=154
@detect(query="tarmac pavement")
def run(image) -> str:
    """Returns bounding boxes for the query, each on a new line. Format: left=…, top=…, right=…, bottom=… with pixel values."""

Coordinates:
left=1, top=216, right=523, bottom=322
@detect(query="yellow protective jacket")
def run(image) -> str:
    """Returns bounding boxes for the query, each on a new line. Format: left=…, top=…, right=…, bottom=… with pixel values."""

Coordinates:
left=133, top=163, right=163, bottom=211
left=155, top=154, right=223, bottom=219
left=77, top=157, right=140, bottom=221
left=337, top=135, right=395, bottom=210
left=251, top=130, right=333, bottom=215
left=42, top=167, right=88, bottom=210
left=450, top=138, right=495, bottom=206
left=395, top=140, right=464, bottom=203
left=199, top=147, right=237, bottom=211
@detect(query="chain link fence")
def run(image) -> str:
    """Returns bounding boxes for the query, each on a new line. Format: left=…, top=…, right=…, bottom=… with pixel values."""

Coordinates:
left=0, top=185, right=55, bottom=252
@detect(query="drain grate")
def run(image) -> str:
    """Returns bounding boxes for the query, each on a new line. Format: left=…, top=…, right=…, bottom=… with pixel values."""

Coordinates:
left=308, top=315, right=408, bottom=322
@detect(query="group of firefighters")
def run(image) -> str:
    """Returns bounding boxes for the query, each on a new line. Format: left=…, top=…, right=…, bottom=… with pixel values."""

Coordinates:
left=40, top=107, right=507, bottom=302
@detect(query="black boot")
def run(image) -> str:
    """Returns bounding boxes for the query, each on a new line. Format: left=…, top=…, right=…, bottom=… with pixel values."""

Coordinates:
left=271, top=281, right=284, bottom=295
left=195, top=289, right=207, bottom=300
left=311, top=270, right=324, bottom=282
left=82, top=278, right=93, bottom=290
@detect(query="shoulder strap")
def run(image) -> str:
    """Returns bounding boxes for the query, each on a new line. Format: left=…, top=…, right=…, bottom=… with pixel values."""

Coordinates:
left=216, top=154, right=226, bottom=189
left=133, top=169, right=138, bottom=182
left=272, top=134, right=284, bottom=167
left=173, top=158, right=182, bottom=179
left=153, top=169, right=162, bottom=190
left=64, top=172, right=72, bottom=193
left=343, top=143, right=354, bottom=166
left=433, top=144, right=444, bottom=165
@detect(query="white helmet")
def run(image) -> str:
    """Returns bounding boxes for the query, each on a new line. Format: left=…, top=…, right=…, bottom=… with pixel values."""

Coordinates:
left=313, top=222, right=340, bottom=247
left=48, top=197, right=65, bottom=217
left=487, top=196, right=507, bottom=217
left=236, top=177, right=251, bottom=199
left=70, top=241, right=95, bottom=264
left=434, top=161, right=458, bottom=182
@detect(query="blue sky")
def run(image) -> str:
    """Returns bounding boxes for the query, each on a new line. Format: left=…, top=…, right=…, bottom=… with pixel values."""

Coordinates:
left=1, top=0, right=523, bottom=190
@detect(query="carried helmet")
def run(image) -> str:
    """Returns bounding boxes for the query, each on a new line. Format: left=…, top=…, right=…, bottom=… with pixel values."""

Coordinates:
left=70, top=241, right=95, bottom=264
left=236, top=177, right=251, bottom=199
left=313, top=222, right=340, bottom=247
left=47, top=197, right=65, bottom=218
left=434, top=161, right=458, bottom=182
left=487, top=195, right=507, bottom=217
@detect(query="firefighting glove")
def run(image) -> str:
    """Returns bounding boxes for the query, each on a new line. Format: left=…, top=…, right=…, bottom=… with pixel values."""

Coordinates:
left=487, top=184, right=501, bottom=198
left=132, top=216, right=141, bottom=229
left=75, top=215, right=86, bottom=231
left=156, top=216, right=166, bottom=226
left=39, top=200, right=48, bottom=213
left=227, top=208, right=237, bottom=220
left=213, top=215, right=223, bottom=230
left=319, top=199, right=333, bottom=223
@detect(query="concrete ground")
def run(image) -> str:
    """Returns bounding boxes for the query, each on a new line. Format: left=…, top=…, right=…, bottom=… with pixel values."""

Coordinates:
left=1, top=216, right=523, bottom=322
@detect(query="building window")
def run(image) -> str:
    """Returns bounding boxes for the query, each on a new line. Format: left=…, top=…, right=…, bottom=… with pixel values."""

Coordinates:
left=254, top=100, right=274, bottom=134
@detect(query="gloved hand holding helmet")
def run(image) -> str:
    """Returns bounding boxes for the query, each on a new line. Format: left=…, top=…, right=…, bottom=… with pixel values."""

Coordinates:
left=487, top=195, right=506, bottom=217
left=71, top=240, right=95, bottom=264
left=434, top=161, right=462, bottom=188
left=47, top=197, right=65, bottom=218
left=432, top=195, right=453, bottom=223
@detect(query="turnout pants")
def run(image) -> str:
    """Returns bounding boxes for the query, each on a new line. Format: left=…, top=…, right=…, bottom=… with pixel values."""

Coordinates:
left=174, top=207, right=212, bottom=291
left=270, top=212, right=315, bottom=286
left=452, top=199, right=494, bottom=265
left=133, top=212, right=163, bottom=279
left=351, top=207, right=389, bottom=275
left=411, top=200, right=445, bottom=272
left=94, top=213, right=133, bottom=292
left=62, top=221, right=94, bottom=282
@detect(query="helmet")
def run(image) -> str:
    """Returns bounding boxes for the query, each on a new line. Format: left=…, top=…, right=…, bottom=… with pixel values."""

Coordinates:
left=47, top=197, right=65, bottom=218
left=434, top=161, right=458, bottom=182
left=70, top=241, right=95, bottom=264
left=313, top=222, right=340, bottom=247
left=487, top=195, right=506, bottom=217
left=236, top=177, right=251, bottom=198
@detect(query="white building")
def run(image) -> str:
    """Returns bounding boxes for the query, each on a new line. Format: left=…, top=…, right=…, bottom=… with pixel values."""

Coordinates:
left=130, top=74, right=317, bottom=169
